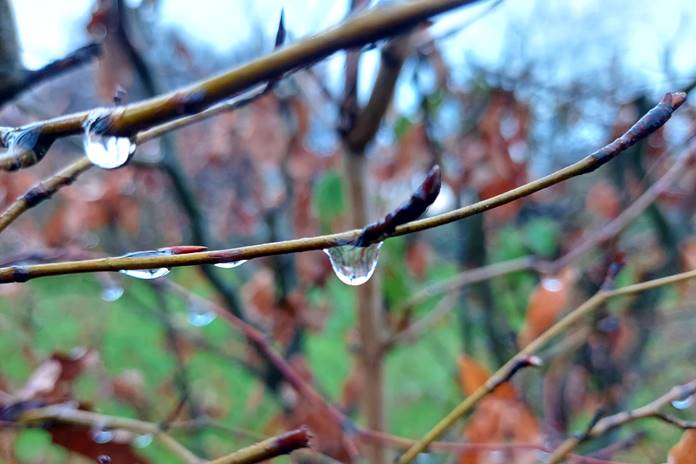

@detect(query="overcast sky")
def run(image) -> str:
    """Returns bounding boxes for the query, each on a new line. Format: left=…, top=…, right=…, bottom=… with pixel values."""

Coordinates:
left=9, top=0, right=696, bottom=110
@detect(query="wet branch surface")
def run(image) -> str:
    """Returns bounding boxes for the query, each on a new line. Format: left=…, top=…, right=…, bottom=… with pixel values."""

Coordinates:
left=0, top=92, right=684, bottom=284
left=0, top=0, right=477, bottom=171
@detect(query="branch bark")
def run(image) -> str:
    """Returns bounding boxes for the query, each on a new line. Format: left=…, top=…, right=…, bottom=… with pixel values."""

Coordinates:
left=396, top=266, right=696, bottom=463
left=0, top=0, right=479, bottom=171
left=0, top=92, right=684, bottom=283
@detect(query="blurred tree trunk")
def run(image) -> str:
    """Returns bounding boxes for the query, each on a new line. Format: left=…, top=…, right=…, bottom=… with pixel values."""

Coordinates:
left=0, top=0, right=24, bottom=94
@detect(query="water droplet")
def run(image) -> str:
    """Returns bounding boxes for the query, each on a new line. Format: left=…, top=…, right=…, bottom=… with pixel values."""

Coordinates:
left=214, top=260, right=247, bottom=269
left=118, top=249, right=171, bottom=280
left=133, top=433, right=153, bottom=448
left=187, top=302, right=216, bottom=327
left=101, top=285, right=124, bottom=302
left=91, top=429, right=114, bottom=444
left=83, top=109, right=136, bottom=169
left=672, top=394, right=694, bottom=410
left=541, top=277, right=563, bottom=292
left=323, top=242, right=382, bottom=286
left=97, top=455, right=112, bottom=464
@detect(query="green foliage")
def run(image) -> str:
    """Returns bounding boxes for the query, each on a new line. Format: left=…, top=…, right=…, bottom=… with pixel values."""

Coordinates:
left=312, top=170, right=346, bottom=231
left=523, top=217, right=561, bottom=258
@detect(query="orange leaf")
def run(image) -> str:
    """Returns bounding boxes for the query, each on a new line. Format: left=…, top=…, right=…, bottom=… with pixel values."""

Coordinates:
left=457, top=357, right=542, bottom=464
left=669, top=430, right=696, bottom=464
left=586, top=180, right=621, bottom=220
left=458, top=356, right=515, bottom=400
left=519, top=269, right=574, bottom=347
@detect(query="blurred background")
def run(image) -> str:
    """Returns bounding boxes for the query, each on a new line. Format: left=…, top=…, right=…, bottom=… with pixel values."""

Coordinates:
left=2, top=0, right=696, bottom=462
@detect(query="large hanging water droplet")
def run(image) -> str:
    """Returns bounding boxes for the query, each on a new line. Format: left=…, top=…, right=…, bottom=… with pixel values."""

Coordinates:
left=187, top=301, right=216, bottom=327
left=91, top=429, right=114, bottom=444
left=214, top=259, right=247, bottom=269
left=83, top=110, right=136, bottom=169
left=119, top=250, right=171, bottom=280
left=672, top=394, right=694, bottom=410
left=323, top=242, right=382, bottom=286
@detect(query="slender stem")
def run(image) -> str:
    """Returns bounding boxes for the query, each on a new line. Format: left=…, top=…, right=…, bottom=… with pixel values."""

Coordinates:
left=397, top=267, right=696, bottom=463
left=0, top=43, right=102, bottom=105
left=207, top=427, right=311, bottom=464
left=19, top=405, right=202, bottom=464
left=547, top=379, right=696, bottom=463
left=0, top=92, right=684, bottom=284
left=385, top=135, right=696, bottom=343
left=0, top=0, right=478, bottom=170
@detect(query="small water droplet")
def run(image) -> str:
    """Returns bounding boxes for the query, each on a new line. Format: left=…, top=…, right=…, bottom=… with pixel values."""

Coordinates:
left=83, top=109, right=136, bottom=169
left=323, top=242, right=382, bottom=286
left=97, top=455, right=112, bottom=464
left=541, top=277, right=563, bottom=292
left=672, top=394, right=694, bottom=410
left=187, top=302, right=216, bottom=327
left=101, top=285, right=125, bottom=302
left=133, top=433, right=153, bottom=448
left=91, top=429, right=114, bottom=444
left=119, top=249, right=171, bottom=280
left=214, top=259, right=247, bottom=269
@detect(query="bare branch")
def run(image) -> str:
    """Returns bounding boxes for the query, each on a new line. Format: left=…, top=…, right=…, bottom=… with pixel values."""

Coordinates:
left=0, top=43, right=102, bottom=106
left=0, top=0, right=479, bottom=171
left=0, top=92, right=684, bottom=283
left=396, top=267, right=696, bottom=463
left=547, top=379, right=696, bottom=463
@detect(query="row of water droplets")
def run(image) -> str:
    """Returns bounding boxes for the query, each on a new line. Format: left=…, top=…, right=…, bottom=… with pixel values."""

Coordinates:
left=91, top=426, right=152, bottom=448
left=103, top=248, right=245, bottom=327
left=82, top=108, right=383, bottom=300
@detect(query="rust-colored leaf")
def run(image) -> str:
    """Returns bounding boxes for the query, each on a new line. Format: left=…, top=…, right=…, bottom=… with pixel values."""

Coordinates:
left=50, top=423, right=148, bottom=464
left=17, top=350, right=97, bottom=403
left=457, top=356, right=541, bottom=464
left=586, top=180, right=621, bottom=220
left=668, top=430, right=696, bottom=464
left=518, top=269, right=574, bottom=347
left=458, top=356, right=515, bottom=400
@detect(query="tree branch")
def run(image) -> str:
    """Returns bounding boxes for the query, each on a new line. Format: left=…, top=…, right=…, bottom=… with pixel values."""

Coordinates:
left=18, top=404, right=201, bottom=464
left=396, top=267, right=696, bottom=463
left=547, top=379, right=696, bottom=463
left=0, top=92, right=684, bottom=283
left=0, top=0, right=479, bottom=171
left=0, top=43, right=102, bottom=106
left=207, top=427, right=311, bottom=464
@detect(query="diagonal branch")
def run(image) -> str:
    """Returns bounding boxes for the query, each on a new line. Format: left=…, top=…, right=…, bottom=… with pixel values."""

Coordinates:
left=0, top=92, right=685, bottom=284
left=16, top=403, right=311, bottom=464
left=0, top=0, right=479, bottom=171
left=0, top=43, right=102, bottom=106
left=396, top=266, right=696, bottom=463
left=383, top=134, right=696, bottom=347
left=547, top=379, right=696, bottom=463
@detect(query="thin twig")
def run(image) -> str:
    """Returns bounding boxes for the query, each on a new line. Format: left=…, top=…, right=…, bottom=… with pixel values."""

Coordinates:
left=387, top=134, right=696, bottom=340
left=397, top=267, right=696, bottom=463
left=18, top=404, right=202, bottom=464
left=547, top=379, right=696, bottom=463
left=207, top=426, right=311, bottom=464
left=0, top=0, right=478, bottom=171
left=0, top=43, right=102, bottom=105
left=0, top=92, right=684, bottom=283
